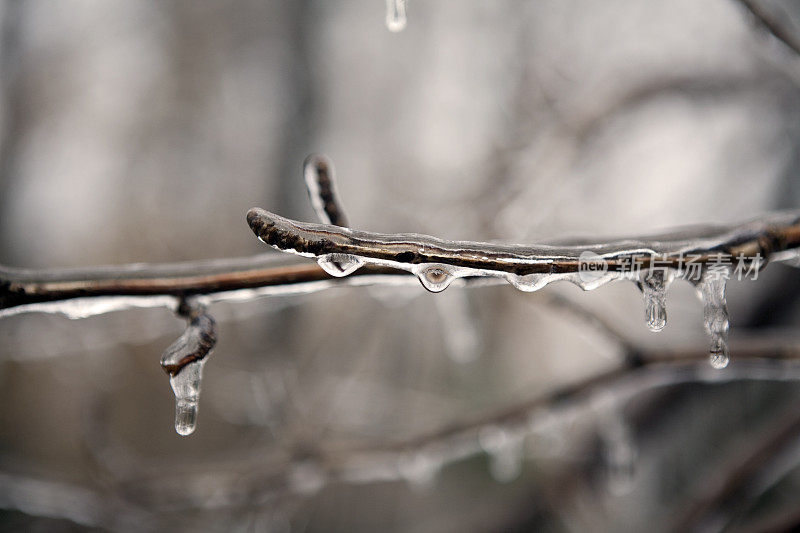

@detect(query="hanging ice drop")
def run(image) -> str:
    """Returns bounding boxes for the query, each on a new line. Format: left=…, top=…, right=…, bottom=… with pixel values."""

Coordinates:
left=161, top=308, right=217, bottom=436
left=640, top=270, right=670, bottom=332
left=699, top=271, right=730, bottom=369
left=385, top=0, right=407, bottom=32
left=317, top=253, right=365, bottom=277
left=170, top=361, right=204, bottom=436
left=507, top=273, right=549, bottom=292
left=417, top=264, right=455, bottom=293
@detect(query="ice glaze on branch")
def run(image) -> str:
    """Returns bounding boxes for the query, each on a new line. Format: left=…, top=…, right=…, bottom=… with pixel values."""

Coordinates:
left=247, top=208, right=800, bottom=278
left=246, top=155, right=800, bottom=370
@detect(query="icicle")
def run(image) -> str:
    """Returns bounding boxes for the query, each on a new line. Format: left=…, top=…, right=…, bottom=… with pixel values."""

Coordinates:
left=639, top=269, right=672, bottom=332
left=170, top=361, right=204, bottom=436
left=385, top=0, right=407, bottom=32
left=317, top=253, right=365, bottom=277
left=161, top=304, right=217, bottom=436
left=417, top=264, right=455, bottom=293
left=478, top=426, right=525, bottom=483
left=699, top=270, right=731, bottom=369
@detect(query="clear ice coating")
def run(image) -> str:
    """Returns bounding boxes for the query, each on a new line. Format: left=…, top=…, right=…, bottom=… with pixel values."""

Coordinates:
left=506, top=273, right=549, bottom=292
left=699, top=270, right=731, bottom=369
left=385, top=0, right=407, bottom=32
left=417, top=264, right=455, bottom=293
left=170, top=360, right=205, bottom=436
left=317, top=254, right=365, bottom=277
left=639, top=270, right=671, bottom=332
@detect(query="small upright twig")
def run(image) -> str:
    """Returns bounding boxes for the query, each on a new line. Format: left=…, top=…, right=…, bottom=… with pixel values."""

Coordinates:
left=304, top=154, right=349, bottom=228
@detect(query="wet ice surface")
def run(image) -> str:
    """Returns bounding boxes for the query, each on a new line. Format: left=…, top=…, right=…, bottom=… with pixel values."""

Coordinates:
left=700, top=271, right=731, bottom=369
left=639, top=269, right=672, bottom=332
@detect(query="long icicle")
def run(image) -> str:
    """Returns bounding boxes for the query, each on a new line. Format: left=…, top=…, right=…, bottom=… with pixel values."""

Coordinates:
left=161, top=300, right=217, bottom=436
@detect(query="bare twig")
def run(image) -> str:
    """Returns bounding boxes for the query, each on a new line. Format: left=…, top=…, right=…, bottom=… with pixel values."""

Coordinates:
left=304, top=154, right=349, bottom=227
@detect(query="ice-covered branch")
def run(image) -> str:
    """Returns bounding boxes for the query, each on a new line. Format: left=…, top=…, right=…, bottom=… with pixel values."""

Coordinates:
left=2, top=154, right=800, bottom=437
left=247, top=202, right=800, bottom=369
left=0, top=255, right=409, bottom=319
left=247, top=208, right=800, bottom=279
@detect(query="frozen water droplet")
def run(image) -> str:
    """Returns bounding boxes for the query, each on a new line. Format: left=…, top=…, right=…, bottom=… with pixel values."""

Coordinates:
left=170, top=360, right=204, bottom=436
left=709, top=350, right=729, bottom=370
left=645, top=300, right=666, bottom=332
left=317, top=254, right=364, bottom=277
left=639, top=270, right=671, bottom=332
left=699, top=270, right=731, bottom=369
left=385, top=0, right=407, bottom=32
left=507, top=273, right=549, bottom=292
left=417, top=265, right=455, bottom=293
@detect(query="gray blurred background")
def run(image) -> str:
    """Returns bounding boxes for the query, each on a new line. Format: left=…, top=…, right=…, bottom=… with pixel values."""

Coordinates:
left=1, top=0, right=800, bottom=531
